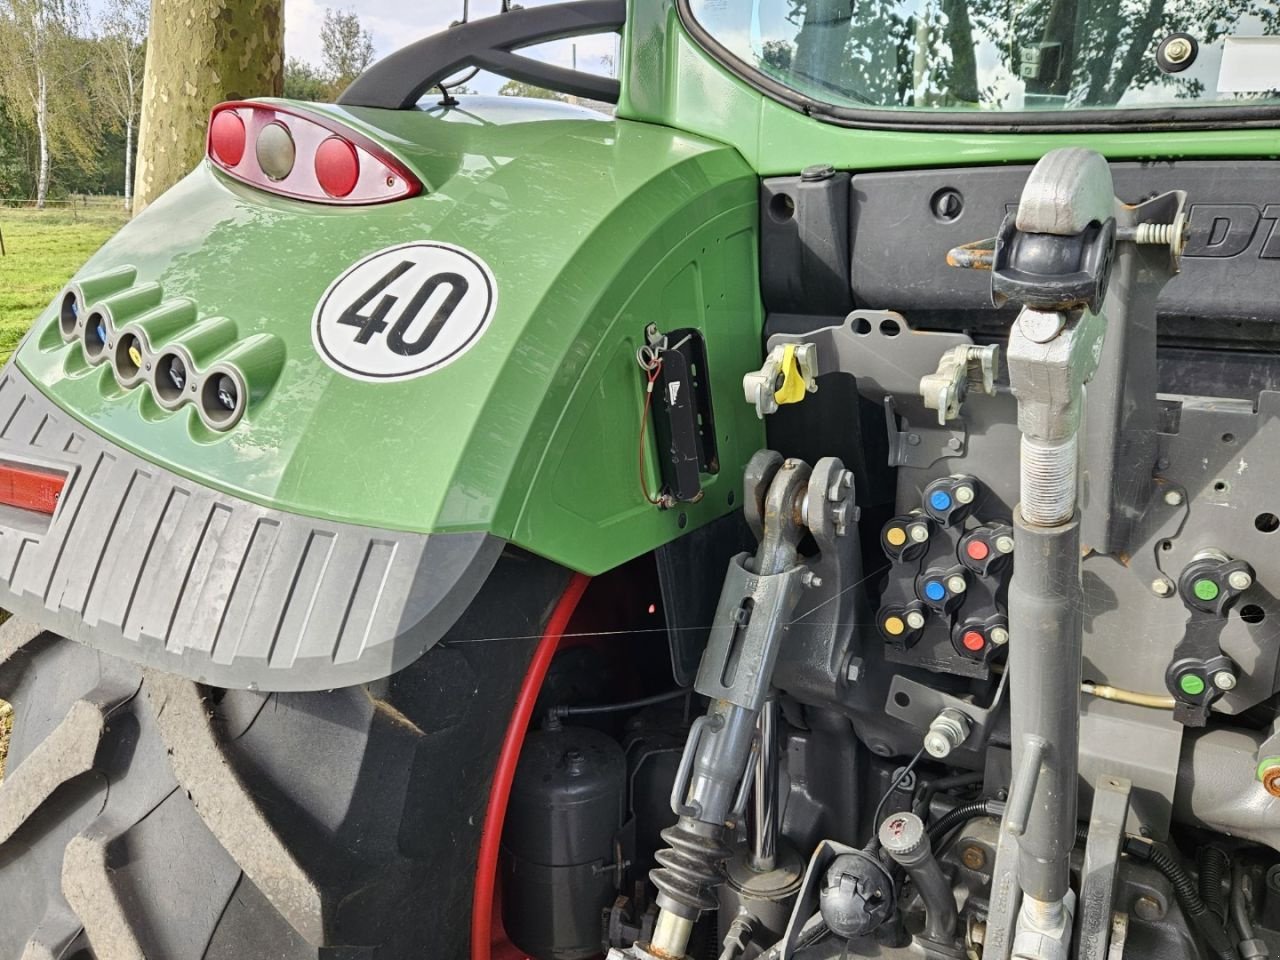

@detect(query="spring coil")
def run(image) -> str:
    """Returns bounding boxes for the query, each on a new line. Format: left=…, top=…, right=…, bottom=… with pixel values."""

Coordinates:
left=1133, top=222, right=1177, bottom=246
left=651, top=820, right=732, bottom=915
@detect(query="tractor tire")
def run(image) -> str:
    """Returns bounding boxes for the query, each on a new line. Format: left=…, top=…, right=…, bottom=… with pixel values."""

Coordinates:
left=0, top=553, right=571, bottom=960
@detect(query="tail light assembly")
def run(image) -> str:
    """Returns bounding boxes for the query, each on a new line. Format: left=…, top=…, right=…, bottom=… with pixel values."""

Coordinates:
left=206, top=102, right=423, bottom=205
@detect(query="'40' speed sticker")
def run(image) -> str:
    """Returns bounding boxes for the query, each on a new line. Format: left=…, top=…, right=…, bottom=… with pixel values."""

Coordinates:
left=312, top=242, right=497, bottom=382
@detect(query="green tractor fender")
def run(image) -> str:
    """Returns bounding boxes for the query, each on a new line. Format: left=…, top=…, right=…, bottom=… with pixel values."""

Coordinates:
left=1, top=97, right=764, bottom=691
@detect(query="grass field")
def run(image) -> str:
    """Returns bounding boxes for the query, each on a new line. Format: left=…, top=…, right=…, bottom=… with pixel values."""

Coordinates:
left=0, top=204, right=130, bottom=365
left=0, top=203, right=123, bottom=776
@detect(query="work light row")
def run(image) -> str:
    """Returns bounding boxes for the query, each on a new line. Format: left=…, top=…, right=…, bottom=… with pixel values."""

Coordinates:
left=58, top=285, right=248, bottom=432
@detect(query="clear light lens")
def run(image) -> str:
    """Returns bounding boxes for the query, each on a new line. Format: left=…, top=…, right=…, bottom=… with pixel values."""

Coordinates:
left=256, top=122, right=296, bottom=181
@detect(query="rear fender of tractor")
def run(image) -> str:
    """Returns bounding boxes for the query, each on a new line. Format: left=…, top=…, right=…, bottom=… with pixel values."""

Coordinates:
left=0, top=97, right=761, bottom=960
left=0, top=99, right=764, bottom=692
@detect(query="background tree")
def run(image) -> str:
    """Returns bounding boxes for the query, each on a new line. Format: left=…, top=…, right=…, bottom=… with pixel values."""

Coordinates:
left=133, top=0, right=284, bottom=214
left=498, top=79, right=566, bottom=100
left=284, top=56, right=331, bottom=101
left=0, top=0, right=96, bottom=207
left=320, top=7, right=374, bottom=94
left=94, top=0, right=147, bottom=211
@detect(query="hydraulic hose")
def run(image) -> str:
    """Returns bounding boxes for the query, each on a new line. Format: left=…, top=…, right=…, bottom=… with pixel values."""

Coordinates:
left=926, top=799, right=1005, bottom=846
left=880, top=811, right=958, bottom=944
left=1198, top=847, right=1230, bottom=927
left=1124, top=838, right=1240, bottom=960
left=1231, top=860, right=1254, bottom=941
left=549, top=687, right=689, bottom=719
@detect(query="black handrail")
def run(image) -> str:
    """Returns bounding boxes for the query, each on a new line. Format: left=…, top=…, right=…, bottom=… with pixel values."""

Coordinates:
left=338, top=0, right=626, bottom=110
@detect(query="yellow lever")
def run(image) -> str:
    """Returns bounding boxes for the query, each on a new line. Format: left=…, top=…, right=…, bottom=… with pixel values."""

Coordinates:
left=774, top=343, right=808, bottom=405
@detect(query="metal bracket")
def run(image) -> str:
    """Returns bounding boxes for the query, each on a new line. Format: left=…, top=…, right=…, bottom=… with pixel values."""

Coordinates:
left=768, top=312, right=975, bottom=469
left=884, top=675, right=993, bottom=757
left=920, top=343, right=1000, bottom=425
left=1076, top=776, right=1132, bottom=960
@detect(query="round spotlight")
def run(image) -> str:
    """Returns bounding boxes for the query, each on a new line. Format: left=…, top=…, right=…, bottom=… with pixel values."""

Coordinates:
left=256, top=122, right=296, bottom=181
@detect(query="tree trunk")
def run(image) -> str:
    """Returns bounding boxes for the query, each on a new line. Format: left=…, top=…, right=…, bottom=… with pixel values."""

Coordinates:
left=35, top=68, right=49, bottom=210
left=124, top=115, right=134, bottom=213
left=133, top=0, right=284, bottom=214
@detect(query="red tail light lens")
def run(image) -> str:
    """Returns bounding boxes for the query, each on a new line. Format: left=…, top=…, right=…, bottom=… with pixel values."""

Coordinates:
left=315, top=136, right=360, bottom=197
left=206, top=102, right=422, bottom=205
left=209, top=110, right=246, bottom=166
left=0, top=463, right=66, bottom=515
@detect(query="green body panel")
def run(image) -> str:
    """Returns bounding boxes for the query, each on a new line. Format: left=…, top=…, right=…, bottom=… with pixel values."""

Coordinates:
left=619, top=0, right=1280, bottom=170
left=15, top=0, right=1279, bottom=585
left=16, top=99, right=765, bottom=574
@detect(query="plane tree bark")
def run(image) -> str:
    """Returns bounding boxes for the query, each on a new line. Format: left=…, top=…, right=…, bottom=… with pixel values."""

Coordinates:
left=133, top=0, right=283, bottom=213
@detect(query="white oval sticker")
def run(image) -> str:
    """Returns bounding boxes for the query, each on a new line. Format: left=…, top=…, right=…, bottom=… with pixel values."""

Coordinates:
left=312, top=241, right=497, bottom=382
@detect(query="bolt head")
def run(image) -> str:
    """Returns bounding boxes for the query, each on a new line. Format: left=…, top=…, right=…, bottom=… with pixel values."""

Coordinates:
left=995, top=535, right=1014, bottom=554
left=1229, top=570, right=1253, bottom=591
left=1213, top=670, right=1237, bottom=691
left=961, top=845, right=988, bottom=871
left=803, top=571, right=824, bottom=589
left=909, top=523, right=930, bottom=543
left=954, top=484, right=975, bottom=504
left=1151, top=578, right=1173, bottom=597
left=1164, top=36, right=1192, bottom=62
left=923, top=731, right=952, bottom=758
left=1134, top=895, right=1166, bottom=922
left=906, top=610, right=926, bottom=630
left=1261, top=764, right=1280, bottom=798
left=1164, top=489, right=1184, bottom=506
left=946, top=575, right=967, bottom=594
left=990, top=626, right=1010, bottom=646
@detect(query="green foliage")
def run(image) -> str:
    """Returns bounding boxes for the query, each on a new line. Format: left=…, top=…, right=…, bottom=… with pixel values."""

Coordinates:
left=320, top=7, right=375, bottom=92
left=285, top=8, right=376, bottom=103
left=284, top=57, right=333, bottom=102
left=0, top=98, right=36, bottom=198
left=498, top=80, right=567, bottom=100
left=0, top=204, right=127, bottom=362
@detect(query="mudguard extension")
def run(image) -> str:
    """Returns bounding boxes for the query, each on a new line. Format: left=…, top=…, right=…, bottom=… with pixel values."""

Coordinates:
left=0, top=366, right=502, bottom=690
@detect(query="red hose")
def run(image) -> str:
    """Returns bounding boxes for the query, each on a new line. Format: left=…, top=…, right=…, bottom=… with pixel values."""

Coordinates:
left=471, top=572, right=592, bottom=960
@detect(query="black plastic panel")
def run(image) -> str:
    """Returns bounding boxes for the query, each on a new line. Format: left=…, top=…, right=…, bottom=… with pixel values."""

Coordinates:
left=761, top=171, right=854, bottom=316
left=842, top=161, right=1280, bottom=330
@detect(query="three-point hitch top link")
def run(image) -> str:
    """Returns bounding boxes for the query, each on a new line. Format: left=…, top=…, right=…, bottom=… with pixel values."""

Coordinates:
left=629, top=451, right=853, bottom=960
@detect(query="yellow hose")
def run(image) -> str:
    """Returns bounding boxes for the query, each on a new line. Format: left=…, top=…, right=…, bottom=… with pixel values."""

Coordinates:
left=1081, top=682, right=1176, bottom=710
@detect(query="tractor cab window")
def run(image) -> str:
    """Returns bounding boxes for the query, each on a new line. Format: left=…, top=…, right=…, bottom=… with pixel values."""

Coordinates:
left=685, top=0, right=1280, bottom=115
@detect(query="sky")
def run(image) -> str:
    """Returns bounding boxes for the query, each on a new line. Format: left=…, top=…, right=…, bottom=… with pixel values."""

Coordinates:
left=284, top=0, right=620, bottom=94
